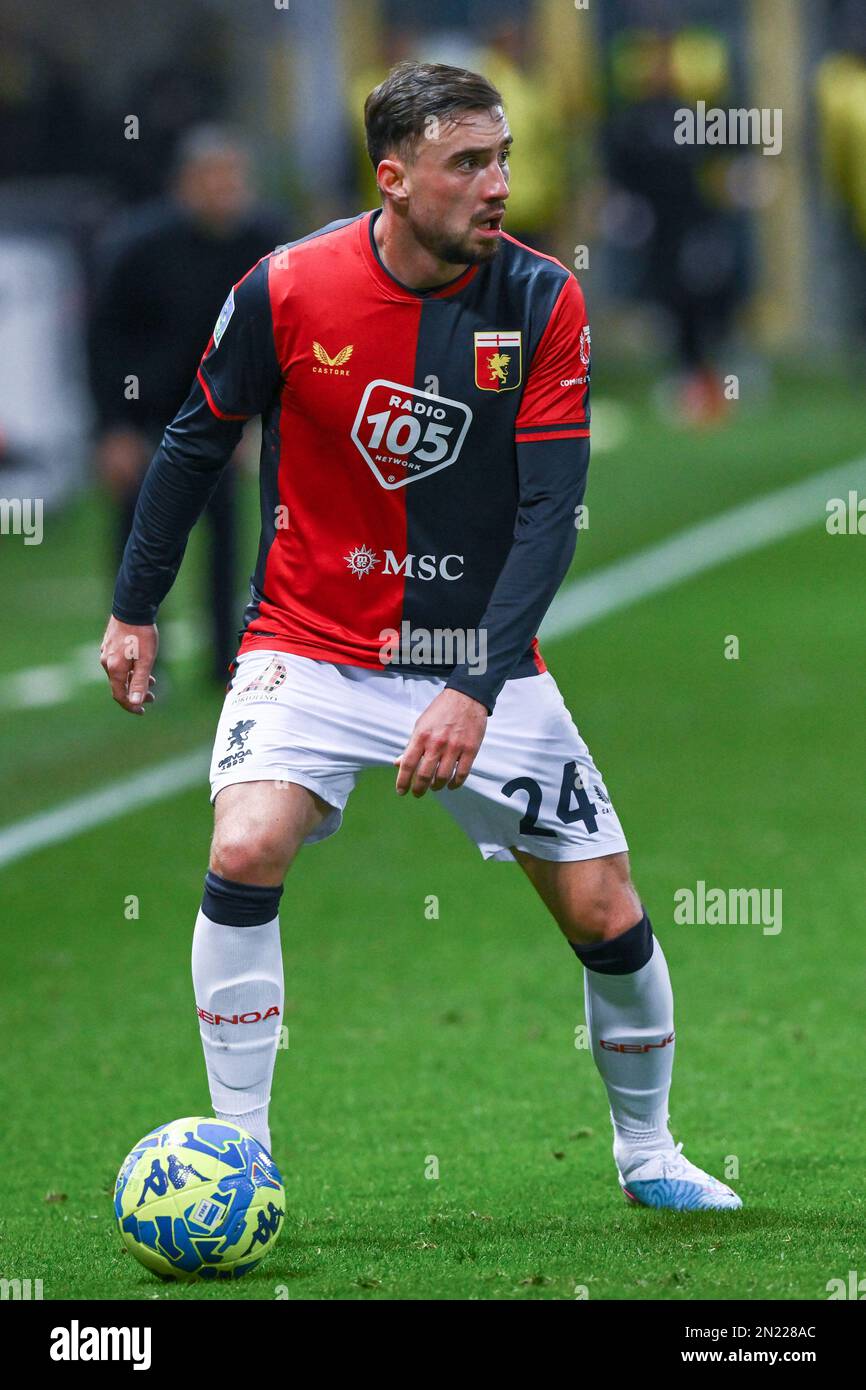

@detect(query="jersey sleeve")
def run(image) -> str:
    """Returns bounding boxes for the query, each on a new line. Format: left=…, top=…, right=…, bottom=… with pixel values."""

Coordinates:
left=514, top=272, right=590, bottom=442
left=111, top=257, right=281, bottom=625
left=196, top=257, right=281, bottom=419
left=444, top=274, right=591, bottom=712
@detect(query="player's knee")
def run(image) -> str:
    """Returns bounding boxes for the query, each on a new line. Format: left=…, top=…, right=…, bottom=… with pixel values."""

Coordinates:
left=567, top=870, right=643, bottom=944
left=209, top=822, right=289, bottom=885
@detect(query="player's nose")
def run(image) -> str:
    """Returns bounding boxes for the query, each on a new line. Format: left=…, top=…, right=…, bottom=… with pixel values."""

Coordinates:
left=483, top=162, right=510, bottom=201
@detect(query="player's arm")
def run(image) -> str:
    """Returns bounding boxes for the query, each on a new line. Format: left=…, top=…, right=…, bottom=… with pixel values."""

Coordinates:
left=445, top=273, right=591, bottom=715
left=397, top=429, right=587, bottom=795
left=396, top=274, right=590, bottom=795
left=101, top=258, right=280, bottom=713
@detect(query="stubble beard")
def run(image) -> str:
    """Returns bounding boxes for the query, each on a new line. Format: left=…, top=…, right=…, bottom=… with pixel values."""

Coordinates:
left=408, top=210, right=502, bottom=270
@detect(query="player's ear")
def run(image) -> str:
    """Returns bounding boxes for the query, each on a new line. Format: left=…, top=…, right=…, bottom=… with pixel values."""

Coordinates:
left=377, top=157, right=409, bottom=207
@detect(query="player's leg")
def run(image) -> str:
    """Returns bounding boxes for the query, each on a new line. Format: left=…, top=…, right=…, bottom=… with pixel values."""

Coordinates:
left=431, top=669, right=741, bottom=1209
left=210, top=777, right=327, bottom=886
left=192, top=780, right=331, bottom=1154
left=513, top=847, right=740, bottom=1209
left=512, top=849, right=675, bottom=1158
left=193, top=649, right=376, bottom=1155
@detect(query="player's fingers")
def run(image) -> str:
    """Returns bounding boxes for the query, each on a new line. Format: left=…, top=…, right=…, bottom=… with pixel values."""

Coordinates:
left=130, top=674, right=156, bottom=707
left=127, top=658, right=155, bottom=709
left=394, top=737, right=424, bottom=795
left=430, top=748, right=461, bottom=791
left=446, top=749, right=477, bottom=790
left=102, top=651, right=153, bottom=715
left=103, top=654, right=134, bottom=709
left=408, top=750, right=443, bottom=798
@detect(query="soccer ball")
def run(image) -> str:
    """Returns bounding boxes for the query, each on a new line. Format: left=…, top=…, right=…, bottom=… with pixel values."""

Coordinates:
left=114, top=1117, right=285, bottom=1282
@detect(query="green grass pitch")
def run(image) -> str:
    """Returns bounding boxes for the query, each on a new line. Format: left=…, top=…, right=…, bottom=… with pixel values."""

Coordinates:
left=2, top=368, right=864, bottom=1299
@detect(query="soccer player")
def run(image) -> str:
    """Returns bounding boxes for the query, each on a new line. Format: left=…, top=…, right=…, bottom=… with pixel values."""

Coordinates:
left=100, top=63, right=741, bottom=1212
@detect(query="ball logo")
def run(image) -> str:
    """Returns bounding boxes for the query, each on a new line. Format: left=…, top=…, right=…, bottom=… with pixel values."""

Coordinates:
left=351, top=380, right=472, bottom=489
left=191, top=1198, right=223, bottom=1229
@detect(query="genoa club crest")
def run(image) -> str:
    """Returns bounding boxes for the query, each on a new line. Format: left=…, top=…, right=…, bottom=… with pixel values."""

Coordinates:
left=474, top=330, right=522, bottom=392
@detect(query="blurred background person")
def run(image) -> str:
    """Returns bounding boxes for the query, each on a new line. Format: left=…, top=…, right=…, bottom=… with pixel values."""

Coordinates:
left=815, top=0, right=866, bottom=350
left=87, top=124, right=289, bottom=682
left=601, top=24, right=750, bottom=427
left=0, top=19, right=89, bottom=181
left=473, top=16, right=568, bottom=251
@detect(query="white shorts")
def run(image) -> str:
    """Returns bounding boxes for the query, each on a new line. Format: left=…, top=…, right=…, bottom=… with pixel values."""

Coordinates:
left=208, top=650, right=629, bottom=864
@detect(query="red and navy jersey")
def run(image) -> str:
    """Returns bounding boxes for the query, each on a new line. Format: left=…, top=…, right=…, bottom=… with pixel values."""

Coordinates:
left=113, top=209, right=591, bottom=712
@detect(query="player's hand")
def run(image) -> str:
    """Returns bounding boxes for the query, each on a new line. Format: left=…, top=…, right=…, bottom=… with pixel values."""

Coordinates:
left=100, top=616, right=159, bottom=715
left=394, top=688, right=488, bottom=797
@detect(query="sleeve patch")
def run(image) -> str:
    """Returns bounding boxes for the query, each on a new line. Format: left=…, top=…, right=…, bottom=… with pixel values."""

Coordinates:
left=212, top=288, right=235, bottom=348
left=515, top=275, right=591, bottom=433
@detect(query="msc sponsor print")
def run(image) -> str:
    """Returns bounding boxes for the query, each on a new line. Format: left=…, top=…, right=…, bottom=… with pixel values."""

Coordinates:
left=344, top=546, right=465, bottom=581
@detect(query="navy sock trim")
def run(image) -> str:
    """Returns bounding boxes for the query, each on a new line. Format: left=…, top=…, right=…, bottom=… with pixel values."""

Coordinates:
left=201, top=871, right=283, bottom=927
left=570, top=908, right=654, bottom=974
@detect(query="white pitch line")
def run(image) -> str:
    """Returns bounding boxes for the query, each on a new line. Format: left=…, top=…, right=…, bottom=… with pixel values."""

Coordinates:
left=0, top=617, right=205, bottom=712
left=1, top=456, right=863, bottom=871
left=0, top=751, right=210, bottom=870
left=540, top=455, right=866, bottom=639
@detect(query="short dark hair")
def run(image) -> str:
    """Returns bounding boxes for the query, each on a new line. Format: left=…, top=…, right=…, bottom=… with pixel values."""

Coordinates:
left=364, top=61, right=504, bottom=171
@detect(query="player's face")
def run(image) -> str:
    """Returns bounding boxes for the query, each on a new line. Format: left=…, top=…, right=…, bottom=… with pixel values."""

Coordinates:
left=403, top=108, right=511, bottom=266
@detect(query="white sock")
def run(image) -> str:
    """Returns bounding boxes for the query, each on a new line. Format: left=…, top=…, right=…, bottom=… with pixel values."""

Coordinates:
left=191, top=910, right=284, bottom=1154
left=583, top=937, right=676, bottom=1170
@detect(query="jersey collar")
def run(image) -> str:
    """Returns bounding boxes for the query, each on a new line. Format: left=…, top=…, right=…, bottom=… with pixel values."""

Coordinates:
left=360, top=208, right=479, bottom=301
